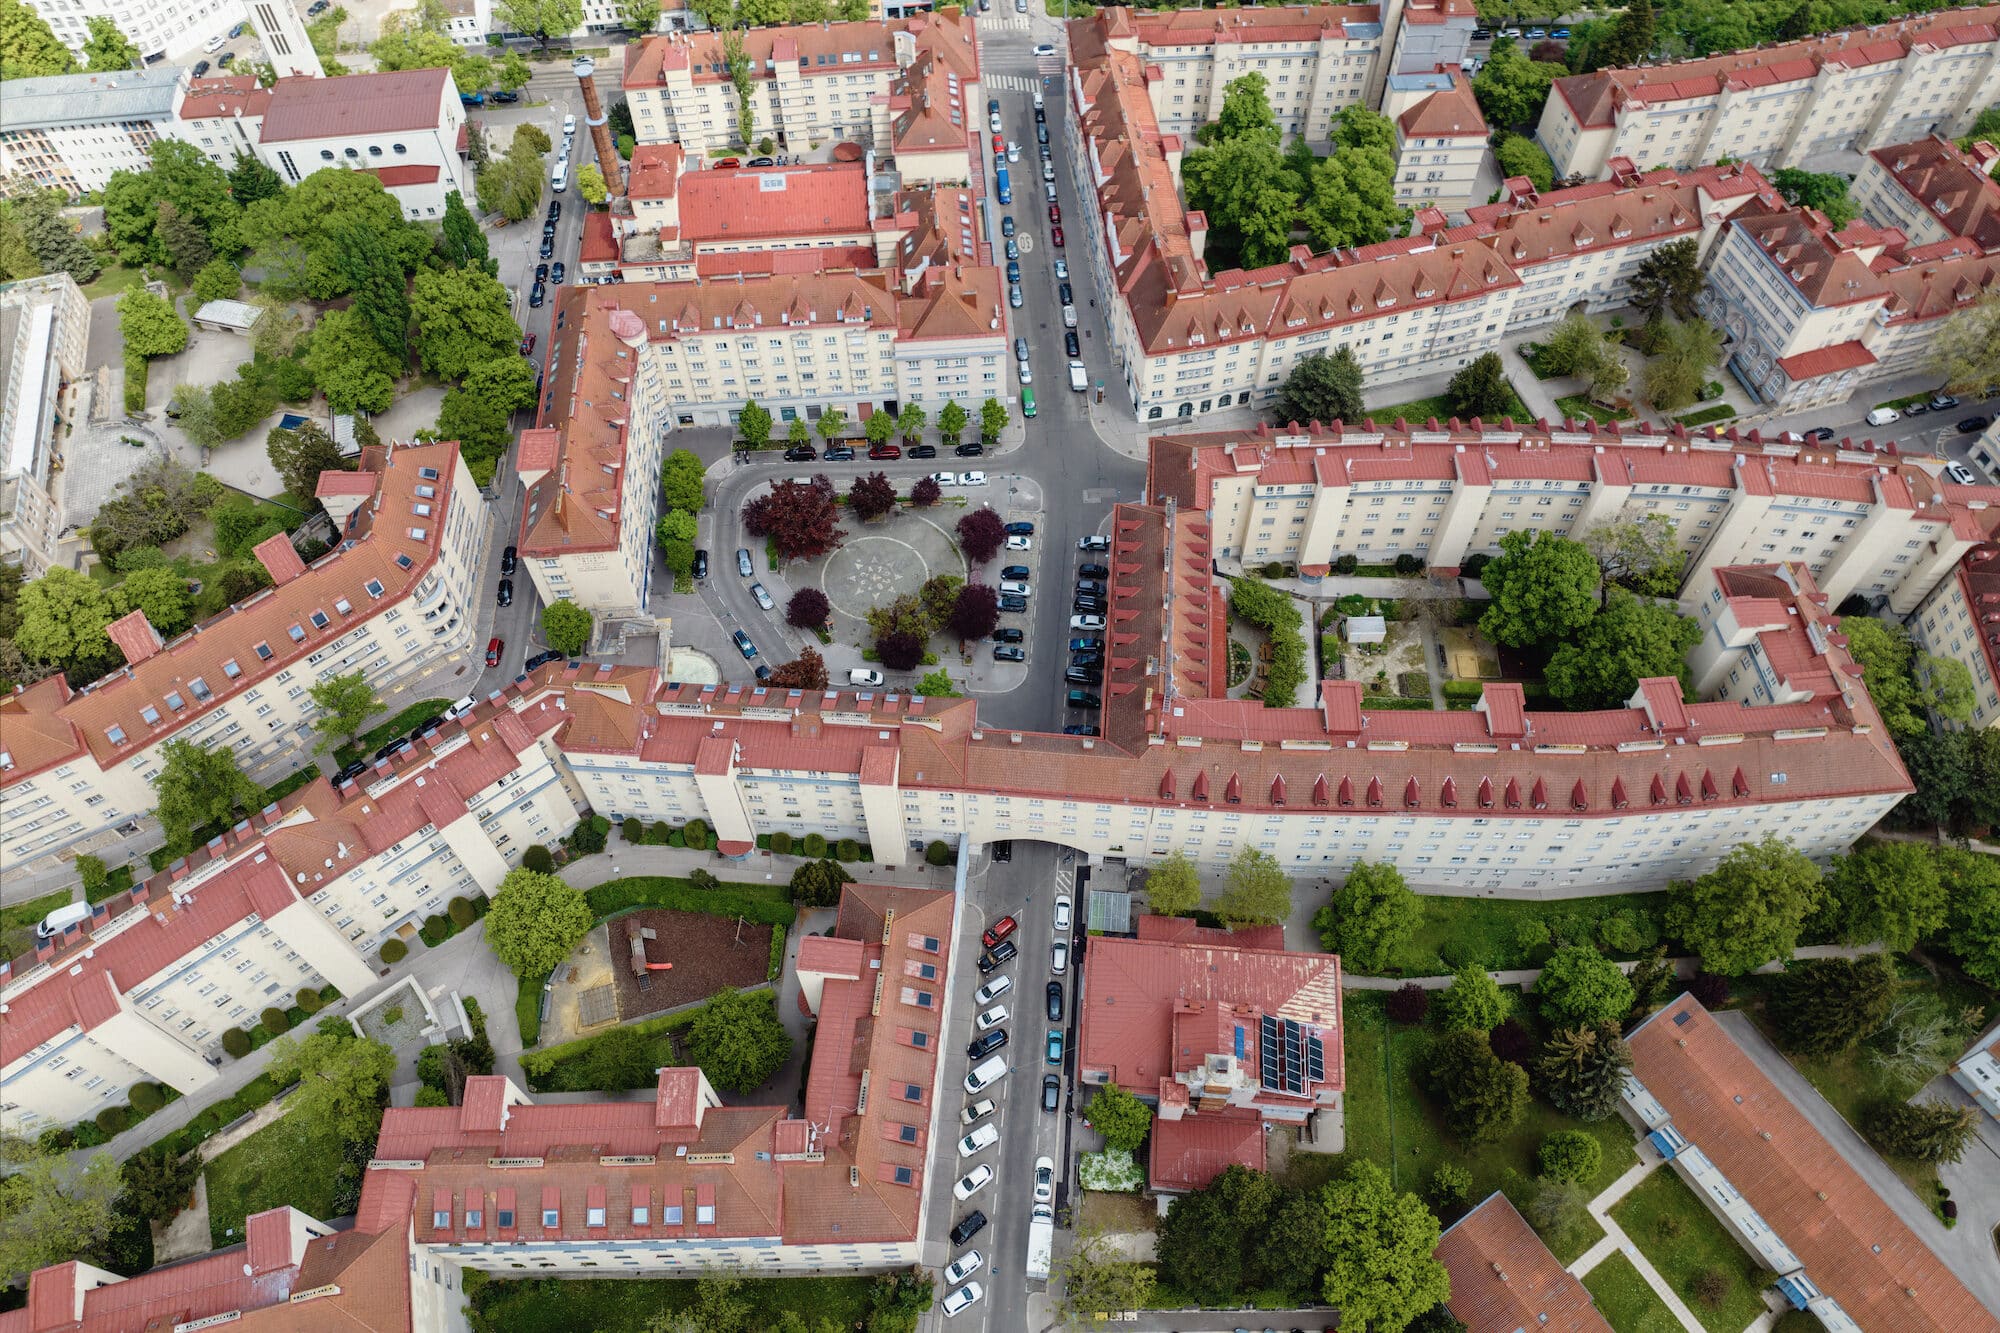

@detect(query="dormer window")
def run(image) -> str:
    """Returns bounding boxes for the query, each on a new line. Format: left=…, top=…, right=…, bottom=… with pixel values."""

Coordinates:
left=418, top=467, right=440, bottom=480
left=164, top=691, right=185, bottom=711
left=413, top=503, right=432, bottom=517
left=254, top=642, right=273, bottom=660
left=416, top=485, right=435, bottom=498
left=310, top=611, right=330, bottom=630
left=334, top=598, right=351, bottom=616
left=288, top=625, right=306, bottom=643
left=141, top=706, right=161, bottom=725
left=189, top=677, right=211, bottom=701
left=106, top=726, right=126, bottom=745
left=409, top=528, right=427, bottom=540
left=586, top=1205, right=606, bottom=1227
left=396, top=555, right=414, bottom=569
left=365, top=579, right=385, bottom=598
left=222, top=659, right=241, bottom=678
left=433, top=1208, right=451, bottom=1229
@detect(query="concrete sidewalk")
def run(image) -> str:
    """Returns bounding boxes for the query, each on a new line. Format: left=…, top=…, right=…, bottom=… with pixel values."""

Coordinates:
left=1574, top=1151, right=1706, bottom=1333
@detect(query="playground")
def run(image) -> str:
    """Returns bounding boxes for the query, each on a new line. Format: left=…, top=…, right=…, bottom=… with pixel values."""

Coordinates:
left=608, top=908, right=774, bottom=1023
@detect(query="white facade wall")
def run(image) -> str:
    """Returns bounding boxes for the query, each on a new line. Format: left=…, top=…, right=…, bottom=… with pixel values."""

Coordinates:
left=260, top=80, right=471, bottom=221
left=1140, top=30, right=1385, bottom=145
left=1911, top=564, right=2000, bottom=730
left=0, top=116, right=166, bottom=198
left=24, top=0, right=237, bottom=63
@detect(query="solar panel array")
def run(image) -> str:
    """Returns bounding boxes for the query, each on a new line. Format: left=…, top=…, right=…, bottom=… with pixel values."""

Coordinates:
left=1258, top=1015, right=1321, bottom=1094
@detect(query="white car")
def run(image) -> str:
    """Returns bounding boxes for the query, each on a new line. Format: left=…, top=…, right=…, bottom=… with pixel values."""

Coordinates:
left=953, top=1164, right=995, bottom=1200
left=1053, top=894, right=1072, bottom=932
left=974, top=974, right=1013, bottom=1005
left=1070, top=614, right=1106, bottom=631
left=957, top=1123, right=1000, bottom=1158
left=959, top=471, right=988, bottom=486
left=1006, top=535, right=1032, bottom=551
left=445, top=693, right=478, bottom=720
left=976, top=1003, right=1009, bottom=1031
left=999, top=580, right=1031, bottom=596
left=942, top=1282, right=985, bottom=1317
left=961, top=1098, right=996, bottom=1126
left=943, top=1250, right=983, bottom=1286
left=1007, top=142, right=1020, bottom=163
left=1054, top=258, right=1069, bottom=280
left=931, top=471, right=961, bottom=487
left=1051, top=941, right=1069, bottom=974
left=1062, top=304, right=1077, bottom=329
left=750, top=582, right=774, bottom=610
left=1018, top=359, right=1033, bottom=384
left=1034, top=1156, right=1055, bottom=1204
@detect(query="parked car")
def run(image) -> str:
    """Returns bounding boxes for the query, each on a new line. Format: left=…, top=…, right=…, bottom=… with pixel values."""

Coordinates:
left=1041, top=1074, right=1061, bottom=1113
left=993, top=644, right=1026, bottom=662
left=1048, top=203, right=1062, bottom=224
left=1070, top=614, right=1106, bottom=630
left=501, top=545, right=518, bottom=575
left=943, top=1251, right=982, bottom=1287
left=973, top=975, right=1013, bottom=1006
left=1054, top=893, right=1072, bottom=931
left=953, top=1165, right=995, bottom=1200
left=1045, top=1030, right=1064, bottom=1065
left=999, top=594, right=1029, bottom=612
left=958, top=1124, right=1000, bottom=1158
left=1931, top=393, right=1961, bottom=411
left=976, top=1004, right=1009, bottom=1031
left=217, top=50, right=236, bottom=67
left=485, top=638, right=503, bottom=666
left=529, top=283, right=546, bottom=307
left=1066, top=689, right=1101, bottom=708
left=955, top=442, right=985, bottom=457
left=192, top=59, right=211, bottom=77
left=732, top=630, right=758, bottom=659
left=1005, top=534, right=1032, bottom=550
left=784, top=444, right=816, bottom=461
left=1046, top=980, right=1065, bottom=1021
left=961, top=1098, right=996, bottom=1125
left=1068, top=636, right=1102, bottom=652
left=983, top=916, right=1019, bottom=949
left=1001, top=565, right=1031, bottom=581
left=1808, top=426, right=1836, bottom=441
left=1946, top=461, right=1979, bottom=485
left=1062, top=723, right=1100, bottom=736
left=949, top=1212, right=988, bottom=1246
left=909, top=444, right=938, bottom=459
left=992, top=627, right=1025, bottom=643
left=525, top=649, right=563, bottom=671
left=495, top=578, right=513, bottom=607
left=868, top=443, right=902, bottom=459
left=1064, top=666, right=1101, bottom=686
left=1078, top=562, right=1109, bottom=579
left=750, top=582, right=774, bottom=610
left=491, top=90, right=519, bottom=103
left=1078, top=534, right=1111, bottom=552
left=1958, top=417, right=1990, bottom=434
left=1004, top=521, right=1035, bottom=535
left=539, top=235, right=555, bottom=259
left=1009, top=284, right=1023, bottom=308
left=1070, top=652, right=1103, bottom=669
left=823, top=445, right=855, bottom=461
left=334, top=759, right=370, bottom=785
left=1051, top=941, right=1069, bottom=974
left=942, top=1282, right=984, bottom=1317
left=1001, top=215, right=1016, bottom=237
left=737, top=547, right=754, bottom=577
left=754, top=664, right=772, bottom=682
left=977, top=939, right=1018, bottom=973
left=1034, top=1156, right=1056, bottom=1202
left=1065, top=331, right=1081, bottom=357
left=1053, top=258, right=1068, bottom=280
left=550, top=262, right=566, bottom=284
left=519, top=333, right=536, bottom=356
left=1000, top=579, right=1032, bottom=597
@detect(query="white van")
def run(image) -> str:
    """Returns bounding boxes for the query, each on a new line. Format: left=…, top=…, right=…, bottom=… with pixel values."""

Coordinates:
left=1865, top=407, right=1901, bottom=427
left=964, top=1055, right=1009, bottom=1094
left=37, top=901, right=91, bottom=940
left=849, top=668, right=885, bottom=687
left=562, top=114, right=577, bottom=137
left=1068, top=360, right=1088, bottom=392
left=204, top=33, right=227, bottom=53
left=551, top=160, right=569, bottom=193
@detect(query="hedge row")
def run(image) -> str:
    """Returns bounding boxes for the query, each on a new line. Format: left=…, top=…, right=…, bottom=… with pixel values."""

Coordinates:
left=152, top=1072, right=286, bottom=1160
left=584, top=877, right=796, bottom=928
left=1441, top=680, right=1486, bottom=701
left=767, top=923, right=788, bottom=981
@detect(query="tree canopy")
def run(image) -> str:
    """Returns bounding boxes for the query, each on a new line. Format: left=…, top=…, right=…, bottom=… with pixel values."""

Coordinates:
left=0, top=1148, right=122, bottom=1287
left=1, top=0, right=78, bottom=79
left=1275, top=347, right=1364, bottom=426
left=684, top=987, right=793, bottom=1093
left=1477, top=529, right=1602, bottom=648
left=1313, top=861, right=1420, bottom=973
left=117, top=289, right=188, bottom=359
left=1433, top=961, right=1507, bottom=1032
left=1087, top=1082, right=1154, bottom=1153
left=410, top=265, right=522, bottom=380
left=264, top=1027, right=397, bottom=1144
left=309, top=671, right=378, bottom=750
left=80, top=16, right=139, bottom=71
left=1666, top=836, right=1823, bottom=975
left=1821, top=840, right=1947, bottom=952
left=484, top=868, right=593, bottom=978
left=1145, top=851, right=1203, bottom=917
left=152, top=738, right=265, bottom=855
left=1534, top=944, right=1635, bottom=1028
left=1425, top=1028, right=1529, bottom=1143
left=742, top=477, right=845, bottom=562
left=1473, top=39, right=1566, bottom=128
left=1319, top=1160, right=1450, bottom=1332
left=1215, top=846, right=1291, bottom=925
left=542, top=600, right=593, bottom=655
left=1544, top=589, right=1700, bottom=710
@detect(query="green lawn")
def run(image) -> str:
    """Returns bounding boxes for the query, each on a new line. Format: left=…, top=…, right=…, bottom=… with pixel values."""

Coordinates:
left=1610, top=1166, right=1769, bottom=1332
left=1, top=890, right=74, bottom=958
left=1382, top=891, right=1670, bottom=975
left=469, top=1274, right=878, bottom=1330
left=1287, top=992, right=1636, bottom=1263
left=1555, top=393, right=1633, bottom=425
left=1582, top=1252, right=1679, bottom=1333
left=81, top=263, right=149, bottom=301
left=204, top=1102, right=353, bottom=1247
left=1373, top=386, right=1533, bottom=426
left=1677, top=404, right=1737, bottom=429
left=333, top=697, right=456, bottom=767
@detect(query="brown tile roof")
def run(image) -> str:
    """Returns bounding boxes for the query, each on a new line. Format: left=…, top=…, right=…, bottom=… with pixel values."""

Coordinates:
left=1872, top=246, right=2000, bottom=326
left=1396, top=78, right=1488, bottom=139
left=1870, top=135, right=2000, bottom=248
left=1951, top=544, right=2000, bottom=702
left=1550, top=6, right=2000, bottom=129
left=1124, top=4, right=1382, bottom=47
left=6, top=440, right=465, bottom=778
left=1725, top=200, right=1886, bottom=307
left=1148, top=1110, right=1267, bottom=1191
left=889, top=47, right=973, bottom=155
left=1451, top=162, right=1779, bottom=268
left=1436, top=1193, right=1612, bottom=1333
left=1629, top=996, right=2000, bottom=1333
left=257, top=69, right=450, bottom=143
left=677, top=162, right=871, bottom=242
left=1776, top=339, right=1877, bottom=381
left=177, top=74, right=270, bottom=120
left=0, top=673, right=84, bottom=784
left=624, top=12, right=977, bottom=90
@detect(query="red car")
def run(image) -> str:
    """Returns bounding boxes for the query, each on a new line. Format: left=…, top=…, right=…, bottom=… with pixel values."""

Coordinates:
left=981, top=915, right=1019, bottom=950
left=1050, top=226, right=1064, bottom=248
left=868, top=443, right=902, bottom=459
left=991, top=132, right=1004, bottom=152
left=485, top=637, right=503, bottom=667
left=519, top=334, right=536, bottom=356
left=1048, top=203, right=1062, bottom=225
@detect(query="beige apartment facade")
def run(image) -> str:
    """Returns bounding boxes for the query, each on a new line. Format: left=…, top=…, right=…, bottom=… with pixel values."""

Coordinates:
left=0, top=273, right=88, bottom=577
left=1911, top=542, right=2000, bottom=731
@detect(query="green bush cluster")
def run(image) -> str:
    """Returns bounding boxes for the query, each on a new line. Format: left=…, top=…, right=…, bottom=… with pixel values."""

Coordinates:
left=380, top=937, right=408, bottom=965
left=802, top=832, right=828, bottom=857
left=567, top=813, right=612, bottom=855
left=583, top=876, right=796, bottom=927
left=682, top=818, right=711, bottom=850
left=1441, top=680, right=1486, bottom=702
left=448, top=897, right=477, bottom=928
left=770, top=830, right=795, bottom=855
left=260, top=1007, right=290, bottom=1036
left=836, top=838, right=860, bottom=862
left=1229, top=577, right=1308, bottom=707
left=768, top=924, right=788, bottom=981
left=419, top=914, right=452, bottom=947
left=153, top=1073, right=283, bottom=1159
left=925, top=840, right=954, bottom=867
left=297, top=987, right=325, bottom=1013
left=96, top=1106, right=131, bottom=1135
left=624, top=817, right=644, bottom=843
left=222, top=1028, right=253, bottom=1058
left=128, top=1082, right=165, bottom=1114
left=522, top=845, right=556, bottom=873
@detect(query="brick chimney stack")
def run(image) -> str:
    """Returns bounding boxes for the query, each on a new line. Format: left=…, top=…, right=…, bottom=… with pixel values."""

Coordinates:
left=574, top=55, right=626, bottom=197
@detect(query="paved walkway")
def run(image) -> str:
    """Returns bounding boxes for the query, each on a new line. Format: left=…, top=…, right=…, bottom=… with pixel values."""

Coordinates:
left=1572, top=1152, right=1708, bottom=1333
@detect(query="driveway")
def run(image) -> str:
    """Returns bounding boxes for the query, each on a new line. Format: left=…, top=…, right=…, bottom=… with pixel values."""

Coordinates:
left=1712, top=1011, right=2000, bottom=1319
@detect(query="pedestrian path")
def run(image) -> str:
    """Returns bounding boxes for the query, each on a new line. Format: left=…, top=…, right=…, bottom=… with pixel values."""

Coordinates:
left=985, top=72, right=1043, bottom=92
left=1574, top=1153, right=1708, bottom=1333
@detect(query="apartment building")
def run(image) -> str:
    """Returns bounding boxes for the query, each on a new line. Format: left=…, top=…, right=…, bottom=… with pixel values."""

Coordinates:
left=1538, top=6, right=2000, bottom=182
left=1911, top=540, right=2000, bottom=729
left=1384, top=70, right=1487, bottom=211
left=1625, top=994, right=1997, bottom=1332
left=0, top=694, right=575, bottom=1136
left=1951, top=1018, right=2000, bottom=1118
left=0, top=439, right=489, bottom=879
left=1436, top=1193, right=1614, bottom=1333
left=171, top=67, right=474, bottom=220
left=0, top=274, right=88, bottom=577
left=1854, top=134, right=2000, bottom=248
left=1076, top=915, right=1343, bottom=1192
left=0, top=66, right=182, bottom=198
left=1442, top=158, right=1777, bottom=327
left=621, top=13, right=980, bottom=158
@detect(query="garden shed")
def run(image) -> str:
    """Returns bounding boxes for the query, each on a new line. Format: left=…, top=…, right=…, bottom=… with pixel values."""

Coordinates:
left=1344, top=615, right=1387, bottom=644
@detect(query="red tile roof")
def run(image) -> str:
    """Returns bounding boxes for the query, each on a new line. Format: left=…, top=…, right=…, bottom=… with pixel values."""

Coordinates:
left=367, top=164, right=441, bottom=188
left=1436, top=1193, right=1613, bottom=1333
left=1776, top=339, right=1877, bottom=381
left=257, top=68, right=451, bottom=142
left=1869, top=135, right=2000, bottom=248
left=1119, top=3, right=1383, bottom=47
left=177, top=74, right=270, bottom=120
left=1628, top=996, right=2000, bottom=1333
left=676, top=162, right=870, bottom=243
left=1148, top=1109, right=1267, bottom=1192
left=624, top=12, right=978, bottom=90
left=1397, top=78, right=1487, bottom=139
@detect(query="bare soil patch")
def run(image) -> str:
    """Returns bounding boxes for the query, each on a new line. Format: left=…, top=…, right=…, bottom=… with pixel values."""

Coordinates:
left=611, top=909, right=774, bottom=1020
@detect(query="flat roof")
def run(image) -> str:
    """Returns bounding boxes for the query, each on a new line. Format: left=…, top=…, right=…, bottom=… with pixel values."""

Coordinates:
left=0, top=66, right=185, bottom=132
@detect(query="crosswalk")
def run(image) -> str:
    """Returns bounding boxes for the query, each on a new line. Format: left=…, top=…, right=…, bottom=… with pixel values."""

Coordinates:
left=1035, top=48, right=1064, bottom=79
left=985, top=72, right=1045, bottom=93
left=979, top=11, right=1031, bottom=31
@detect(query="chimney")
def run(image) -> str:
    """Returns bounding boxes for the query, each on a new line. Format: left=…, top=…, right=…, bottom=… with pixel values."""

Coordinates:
left=105, top=609, right=165, bottom=665
left=253, top=532, right=308, bottom=585
left=573, top=55, right=627, bottom=196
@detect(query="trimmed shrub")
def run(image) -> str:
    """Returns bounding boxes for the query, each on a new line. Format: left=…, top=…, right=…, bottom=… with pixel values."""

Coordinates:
left=647, top=821, right=671, bottom=844
left=522, top=845, right=556, bottom=873
left=802, top=832, right=828, bottom=857
left=284, top=1005, right=308, bottom=1027
left=623, top=817, right=644, bottom=843
left=925, top=840, right=953, bottom=866
left=449, top=897, right=477, bottom=928
left=1386, top=983, right=1430, bottom=1024
left=569, top=814, right=610, bottom=855
left=770, top=830, right=794, bottom=855
left=261, top=1007, right=290, bottom=1036
left=128, top=1083, right=165, bottom=1114
left=836, top=838, right=860, bottom=862
left=222, top=1028, right=253, bottom=1058
left=668, top=830, right=685, bottom=847
left=1333, top=553, right=1359, bottom=575
left=683, top=818, right=711, bottom=851
left=96, top=1105, right=131, bottom=1135
left=1538, top=1129, right=1602, bottom=1184
left=1262, top=561, right=1285, bottom=578
left=297, top=986, right=325, bottom=1013
left=380, top=937, right=408, bottom=965
left=1394, top=553, right=1424, bottom=575
left=420, top=914, right=451, bottom=946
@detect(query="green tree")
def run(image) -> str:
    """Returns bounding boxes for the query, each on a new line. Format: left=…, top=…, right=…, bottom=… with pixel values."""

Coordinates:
left=621, top=0, right=662, bottom=30
left=264, top=1027, right=397, bottom=1144
left=1582, top=515, right=1685, bottom=596
left=1155, top=1164, right=1281, bottom=1305
left=475, top=145, right=545, bottom=222
left=685, top=987, right=793, bottom=1092
left=1768, top=953, right=1896, bottom=1057
left=228, top=151, right=285, bottom=206
left=16, top=565, right=116, bottom=669
left=1446, top=352, right=1517, bottom=421
left=1536, top=312, right=1627, bottom=400
left=1319, top=1160, right=1450, bottom=1332
left=190, top=258, right=243, bottom=304
left=896, top=400, right=927, bottom=445
left=305, top=307, right=400, bottom=414
left=1477, top=529, right=1602, bottom=649
left=1425, top=1028, right=1529, bottom=1143
left=1301, top=139, right=1408, bottom=252
left=495, top=0, right=583, bottom=45
left=914, top=667, right=958, bottom=697
left=1054, top=1227, right=1158, bottom=1326
left=9, top=188, right=99, bottom=284
left=1839, top=615, right=1924, bottom=735
left=737, top=400, right=774, bottom=449
left=119, top=1145, right=202, bottom=1223
left=1585, top=0, right=1655, bottom=69
left=1434, top=960, right=1508, bottom=1032
left=935, top=399, right=966, bottom=444
left=465, top=354, right=537, bottom=414
left=1275, top=346, right=1364, bottom=425
left=152, top=738, right=265, bottom=855
left=1086, top=1082, right=1153, bottom=1152
left=113, top=566, right=194, bottom=638
left=657, top=507, right=698, bottom=579
left=79, top=15, right=139, bottom=70
left=575, top=162, right=608, bottom=206
left=1545, top=589, right=1701, bottom=710
left=1666, top=835, right=1823, bottom=975
left=0, top=199, right=43, bottom=281
left=408, top=264, right=519, bottom=380
left=1629, top=237, right=1703, bottom=321
left=370, top=9, right=493, bottom=92
left=1196, top=72, right=1280, bottom=147
left=862, top=409, right=895, bottom=449
left=1182, top=136, right=1299, bottom=270
left=1494, top=134, right=1556, bottom=191
left=1931, top=292, right=2000, bottom=394
left=1772, top=168, right=1856, bottom=228
left=267, top=421, right=350, bottom=503
left=787, top=857, right=854, bottom=908
left=495, top=50, right=532, bottom=92
left=308, top=671, right=377, bottom=751
left=1144, top=851, right=1203, bottom=917
left=1538, top=1129, right=1603, bottom=1185
left=0, top=1149, right=121, bottom=1288
left=102, top=140, right=241, bottom=269
left=542, top=600, right=592, bottom=655
left=1942, top=846, right=2000, bottom=988
left=1535, top=1023, right=1633, bottom=1121
left=979, top=397, right=1009, bottom=442
left=1535, top=944, right=1634, bottom=1028
left=1313, top=861, right=1420, bottom=973
left=1822, top=841, right=1946, bottom=952
left=1215, top=845, right=1290, bottom=925
left=1642, top=317, right=1723, bottom=412
left=1473, top=39, right=1565, bottom=128
left=117, top=288, right=189, bottom=358
left=1, top=0, right=77, bottom=79
left=438, top=190, right=493, bottom=273
left=663, top=448, right=706, bottom=512
left=1867, top=1100, right=1979, bottom=1165
left=485, top=867, right=593, bottom=977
